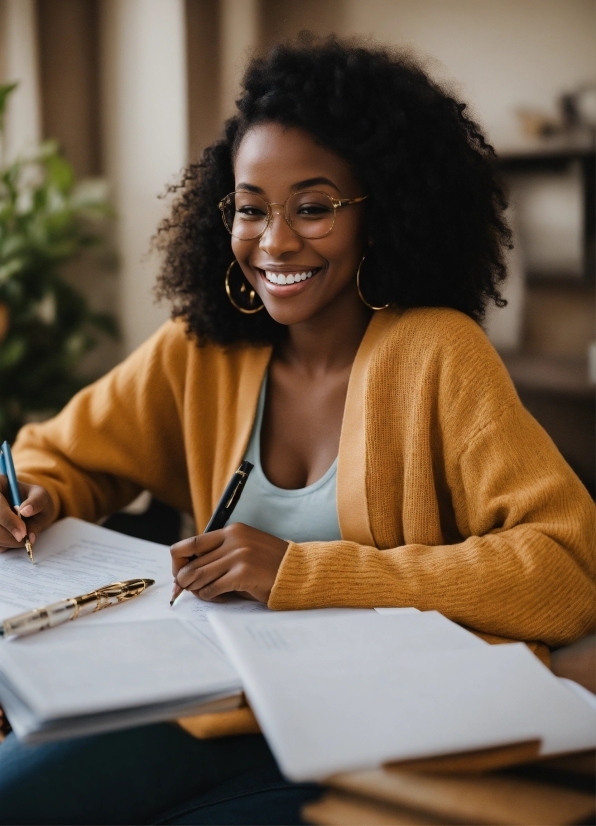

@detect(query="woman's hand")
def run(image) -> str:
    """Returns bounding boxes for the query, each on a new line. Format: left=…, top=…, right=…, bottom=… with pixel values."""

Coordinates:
left=0, top=705, right=11, bottom=738
left=0, top=477, right=55, bottom=552
left=171, top=524, right=289, bottom=604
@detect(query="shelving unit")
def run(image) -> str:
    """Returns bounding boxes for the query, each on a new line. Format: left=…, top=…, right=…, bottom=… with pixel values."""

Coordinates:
left=495, top=139, right=595, bottom=494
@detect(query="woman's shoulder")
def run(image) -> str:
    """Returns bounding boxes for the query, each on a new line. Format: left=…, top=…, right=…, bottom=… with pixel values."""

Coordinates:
left=370, top=306, right=519, bottom=427
left=380, top=306, right=489, bottom=350
left=376, top=306, right=508, bottom=375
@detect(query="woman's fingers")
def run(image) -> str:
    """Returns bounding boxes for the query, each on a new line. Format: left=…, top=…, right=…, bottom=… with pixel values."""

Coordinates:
left=0, top=482, right=55, bottom=551
left=170, top=547, right=236, bottom=605
left=195, top=570, right=240, bottom=601
left=0, top=490, right=27, bottom=546
left=177, top=554, right=233, bottom=593
left=17, top=484, right=48, bottom=518
left=170, top=530, right=225, bottom=575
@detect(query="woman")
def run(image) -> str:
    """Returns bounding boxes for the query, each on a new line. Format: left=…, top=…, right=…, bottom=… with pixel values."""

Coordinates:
left=0, top=34, right=593, bottom=824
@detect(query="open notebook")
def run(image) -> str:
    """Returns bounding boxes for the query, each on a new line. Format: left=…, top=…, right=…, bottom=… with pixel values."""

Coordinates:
left=0, top=518, right=249, bottom=742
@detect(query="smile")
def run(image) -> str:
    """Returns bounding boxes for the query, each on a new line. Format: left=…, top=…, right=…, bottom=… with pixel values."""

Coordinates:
left=263, top=270, right=316, bottom=285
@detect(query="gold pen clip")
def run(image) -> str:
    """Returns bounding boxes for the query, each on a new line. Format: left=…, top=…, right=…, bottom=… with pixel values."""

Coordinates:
left=225, top=480, right=244, bottom=509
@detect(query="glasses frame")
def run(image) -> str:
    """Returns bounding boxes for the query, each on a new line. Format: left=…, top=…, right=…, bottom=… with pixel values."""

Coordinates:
left=218, top=190, right=369, bottom=240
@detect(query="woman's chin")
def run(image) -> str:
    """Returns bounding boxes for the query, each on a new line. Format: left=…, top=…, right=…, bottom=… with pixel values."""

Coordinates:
left=262, top=300, right=318, bottom=327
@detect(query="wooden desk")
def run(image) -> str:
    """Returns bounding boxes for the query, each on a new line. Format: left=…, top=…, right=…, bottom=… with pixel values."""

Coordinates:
left=304, top=749, right=596, bottom=825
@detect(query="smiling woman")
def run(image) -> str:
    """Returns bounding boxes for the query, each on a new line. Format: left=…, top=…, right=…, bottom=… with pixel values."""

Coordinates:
left=156, top=33, right=511, bottom=347
left=0, top=32, right=594, bottom=826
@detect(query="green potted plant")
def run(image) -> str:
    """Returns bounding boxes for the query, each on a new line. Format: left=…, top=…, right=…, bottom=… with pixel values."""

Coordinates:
left=0, top=83, right=117, bottom=442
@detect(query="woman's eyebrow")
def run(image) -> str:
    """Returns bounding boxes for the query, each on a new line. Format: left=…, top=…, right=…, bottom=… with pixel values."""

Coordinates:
left=235, top=183, right=263, bottom=193
left=235, top=177, right=341, bottom=195
left=292, top=177, right=340, bottom=192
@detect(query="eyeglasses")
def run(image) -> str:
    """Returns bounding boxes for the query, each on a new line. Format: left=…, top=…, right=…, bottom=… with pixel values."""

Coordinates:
left=218, top=190, right=369, bottom=241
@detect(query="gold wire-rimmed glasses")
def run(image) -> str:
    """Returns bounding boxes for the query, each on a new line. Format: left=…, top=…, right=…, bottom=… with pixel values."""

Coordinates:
left=218, top=190, right=369, bottom=240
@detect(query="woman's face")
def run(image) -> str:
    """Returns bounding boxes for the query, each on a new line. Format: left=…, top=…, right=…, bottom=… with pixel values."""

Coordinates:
left=231, top=123, right=368, bottom=327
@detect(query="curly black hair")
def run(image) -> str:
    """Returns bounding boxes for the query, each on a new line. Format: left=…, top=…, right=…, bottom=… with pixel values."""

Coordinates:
left=155, top=33, right=511, bottom=346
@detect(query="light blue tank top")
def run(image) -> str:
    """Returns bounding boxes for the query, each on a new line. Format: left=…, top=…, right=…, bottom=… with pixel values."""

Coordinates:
left=229, top=375, right=342, bottom=542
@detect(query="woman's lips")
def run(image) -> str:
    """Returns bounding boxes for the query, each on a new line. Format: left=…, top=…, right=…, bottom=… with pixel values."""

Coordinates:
left=256, top=267, right=321, bottom=296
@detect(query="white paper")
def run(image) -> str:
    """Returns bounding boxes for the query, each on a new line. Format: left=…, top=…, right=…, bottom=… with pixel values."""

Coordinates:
left=209, top=610, right=596, bottom=781
left=374, top=607, right=420, bottom=615
left=560, top=678, right=596, bottom=711
left=0, top=518, right=173, bottom=621
left=0, top=618, right=238, bottom=718
left=172, top=589, right=271, bottom=623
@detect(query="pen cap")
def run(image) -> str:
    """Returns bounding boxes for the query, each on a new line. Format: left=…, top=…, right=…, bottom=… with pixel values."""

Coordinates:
left=0, top=450, right=6, bottom=476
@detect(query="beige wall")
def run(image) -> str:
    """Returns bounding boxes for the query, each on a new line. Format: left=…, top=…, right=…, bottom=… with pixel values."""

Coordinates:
left=100, top=0, right=188, bottom=355
left=0, top=0, right=41, bottom=158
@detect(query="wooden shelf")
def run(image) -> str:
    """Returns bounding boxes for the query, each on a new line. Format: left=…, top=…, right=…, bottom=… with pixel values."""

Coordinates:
left=500, top=353, right=594, bottom=398
left=497, top=131, right=595, bottom=163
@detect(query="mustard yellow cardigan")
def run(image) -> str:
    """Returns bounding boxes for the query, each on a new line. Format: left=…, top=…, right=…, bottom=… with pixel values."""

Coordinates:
left=13, top=308, right=595, bottom=653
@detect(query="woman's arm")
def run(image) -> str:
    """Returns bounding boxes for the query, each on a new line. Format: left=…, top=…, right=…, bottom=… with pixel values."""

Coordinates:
left=268, top=402, right=596, bottom=648
left=11, top=321, right=191, bottom=525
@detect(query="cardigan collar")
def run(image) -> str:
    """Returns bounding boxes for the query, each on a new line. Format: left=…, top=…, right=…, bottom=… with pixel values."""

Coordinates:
left=337, top=308, right=403, bottom=544
left=220, top=308, right=403, bottom=543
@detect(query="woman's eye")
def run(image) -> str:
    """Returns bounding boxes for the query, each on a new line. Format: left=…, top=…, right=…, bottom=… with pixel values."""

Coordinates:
left=237, top=205, right=267, bottom=218
left=296, top=204, right=332, bottom=217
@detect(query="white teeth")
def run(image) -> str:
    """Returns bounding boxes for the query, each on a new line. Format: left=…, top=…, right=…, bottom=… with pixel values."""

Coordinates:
left=264, top=270, right=314, bottom=284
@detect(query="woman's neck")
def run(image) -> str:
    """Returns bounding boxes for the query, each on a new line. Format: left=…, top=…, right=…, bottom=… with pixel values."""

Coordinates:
left=276, top=287, right=372, bottom=376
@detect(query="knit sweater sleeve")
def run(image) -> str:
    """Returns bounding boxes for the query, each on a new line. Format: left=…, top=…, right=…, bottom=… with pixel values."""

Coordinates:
left=269, top=319, right=596, bottom=648
left=11, top=321, right=192, bottom=522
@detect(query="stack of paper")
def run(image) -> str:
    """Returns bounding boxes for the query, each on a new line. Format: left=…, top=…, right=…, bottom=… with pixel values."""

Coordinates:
left=0, top=519, right=243, bottom=742
left=209, top=610, right=596, bottom=781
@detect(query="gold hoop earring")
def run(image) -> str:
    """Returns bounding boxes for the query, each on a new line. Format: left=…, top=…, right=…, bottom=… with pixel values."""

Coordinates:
left=225, top=260, right=264, bottom=314
left=356, top=252, right=389, bottom=311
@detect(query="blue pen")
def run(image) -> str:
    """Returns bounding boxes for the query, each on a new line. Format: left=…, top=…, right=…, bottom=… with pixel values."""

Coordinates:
left=1, top=441, right=34, bottom=563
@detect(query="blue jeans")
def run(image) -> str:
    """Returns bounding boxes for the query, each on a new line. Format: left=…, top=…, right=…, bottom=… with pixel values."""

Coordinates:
left=0, top=724, right=320, bottom=824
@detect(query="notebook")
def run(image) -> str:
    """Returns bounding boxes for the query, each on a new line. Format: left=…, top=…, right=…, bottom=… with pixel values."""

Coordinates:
left=209, top=609, right=596, bottom=781
left=0, top=518, right=244, bottom=742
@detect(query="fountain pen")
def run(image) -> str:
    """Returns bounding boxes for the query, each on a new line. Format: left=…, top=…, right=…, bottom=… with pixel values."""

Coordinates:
left=0, top=579, right=155, bottom=638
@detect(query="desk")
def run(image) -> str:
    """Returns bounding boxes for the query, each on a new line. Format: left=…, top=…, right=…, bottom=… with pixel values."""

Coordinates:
left=304, top=748, right=596, bottom=825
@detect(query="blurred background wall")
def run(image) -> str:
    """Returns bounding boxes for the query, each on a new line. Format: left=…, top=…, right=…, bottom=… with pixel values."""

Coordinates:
left=0, top=0, right=594, bottom=490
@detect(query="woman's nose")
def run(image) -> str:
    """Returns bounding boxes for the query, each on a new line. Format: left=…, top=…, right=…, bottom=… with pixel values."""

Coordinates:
left=259, top=206, right=303, bottom=256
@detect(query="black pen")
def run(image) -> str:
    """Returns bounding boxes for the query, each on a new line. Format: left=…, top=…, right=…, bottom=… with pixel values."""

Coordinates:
left=170, top=461, right=253, bottom=606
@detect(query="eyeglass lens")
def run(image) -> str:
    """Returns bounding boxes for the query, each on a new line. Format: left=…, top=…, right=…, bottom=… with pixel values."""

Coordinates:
left=221, top=191, right=336, bottom=240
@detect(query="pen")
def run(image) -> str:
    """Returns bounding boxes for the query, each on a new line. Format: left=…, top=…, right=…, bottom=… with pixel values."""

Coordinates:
left=0, top=579, right=155, bottom=638
left=170, top=460, right=254, bottom=606
left=1, top=441, right=34, bottom=563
